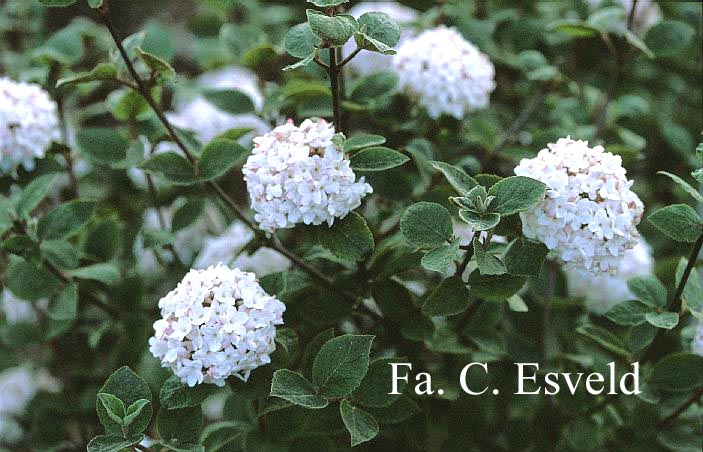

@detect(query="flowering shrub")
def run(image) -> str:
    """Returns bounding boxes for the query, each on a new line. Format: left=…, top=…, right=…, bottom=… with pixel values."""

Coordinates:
left=0, top=0, right=701, bottom=451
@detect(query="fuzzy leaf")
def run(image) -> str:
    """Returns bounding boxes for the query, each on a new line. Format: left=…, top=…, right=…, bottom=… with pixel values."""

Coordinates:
left=473, top=238, right=507, bottom=276
left=421, top=241, right=460, bottom=275
left=422, top=276, right=470, bottom=317
left=306, top=10, right=357, bottom=47
left=317, top=212, right=374, bottom=262
left=400, top=202, right=453, bottom=248
left=428, top=161, right=479, bottom=195
left=38, top=200, right=96, bottom=240
left=487, top=176, right=546, bottom=216
left=270, top=369, right=328, bottom=409
left=349, top=146, right=409, bottom=171
left=648, top=204, right=703, bottom=243
left=312, top=334, right=374, bottom=398
left=340, top=400, right=379, bottom=447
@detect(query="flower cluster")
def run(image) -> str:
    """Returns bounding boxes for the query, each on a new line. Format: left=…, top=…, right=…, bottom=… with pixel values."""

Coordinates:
left=693, top=322, right=703, bottom=356
left=344, top=1, right=419, bottom=76
left=148, top=264, right=285, bottom=386
left=243, top=118, right=373, bottom=232
left=515, top=137, right=644, bottom=273
left=392, top=26, right=495, bottom=120
left=0, top=366, right=58, bottom=444
left=0, top=77, right=59, bottom=175
left=194, top=221, right=291, bottom=275
left=566, top=241, right=653, bottom=314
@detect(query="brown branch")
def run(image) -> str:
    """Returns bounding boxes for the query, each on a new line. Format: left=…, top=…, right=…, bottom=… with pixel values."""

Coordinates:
left=657, top=387, right=703, bottom=430
left=457, top=231, right=481, bottom=277
left=339, top=47, right=362, bottom=68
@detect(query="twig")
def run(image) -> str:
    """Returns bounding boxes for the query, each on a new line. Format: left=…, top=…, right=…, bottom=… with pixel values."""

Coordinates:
left=339, top=47, right=361, bottom=67
left=328, top=47, right=343, bottom=133
left=656, top=387, right=703, bottom=430
left=493, top=87, right=548, bottom=154
left=313, top=57, right=329, bottom=70
left=457, top=231, right=481, bottom=277
left=671, top=232, right=703, bottom=312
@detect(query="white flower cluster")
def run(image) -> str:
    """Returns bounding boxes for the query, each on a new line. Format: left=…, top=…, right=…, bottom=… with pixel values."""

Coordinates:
left=149, top=264, right=285, bottom=387
left=692, top=322, right=703, bottom=356
left=194, top=221, right=291, bottom=275
left=566, top=241, right=653, bottom=314
left=243, top=118, right=373, bottom=232
left=515, top=137, right=644, bottom=273
left=129, top=66, right=269, bottom=189
left=392, top=26, right=495, bottom=120
left=344, top=1, right=419, bottom=76
left=0, top=366, right=59, bottom=444
left=0, top=77, right=59, bottom=175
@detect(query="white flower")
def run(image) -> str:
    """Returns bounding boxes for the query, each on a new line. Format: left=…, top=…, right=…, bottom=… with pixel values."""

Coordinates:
left=194, top=221, right=291, bottom=275
left=587, top=0, right=660, bottom=33
left=344, top=1, right=419, bottom=76
left=0, top=77, right=59, bottom=175
left=391, top=26, right=495, bottom=119
left=1, top=290, right=47, bottom=324
left=515, top=137, right=644, bottom=273
left=566, top=240, right=654, bottom=314
left=243, top=118, right=373, bottom=233
left=149, top=264, right=285, bottom=386
left=692, top=322, right=703, bottom=356
left=0, top=366, right=59, bottom=444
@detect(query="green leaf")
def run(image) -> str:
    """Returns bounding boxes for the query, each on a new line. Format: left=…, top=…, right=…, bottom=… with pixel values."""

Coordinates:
left=503, top=238, right=549, bottom=277
left=627, top=276, right=667, bottom=308
left=400, top=202, right=453, bottom=249
left=306, top=10, right=357, bottom=47
left=307, top=0, right=349, bottom=6
left=41, top=239, right=79, bottom=269
left=473, top=238, right=507, bottom=276
left=157, top=406, right=203, bottom=443
left=339, top=400, right=379, bottom=447
left=623, top=30, right=654, bottom=59
left=270, top=369, right=328, bottom=409
left=657, top=171, right=703, bottom=204
left=675, top=258, right=703, bottom=315
left=98, top=393, right=126, bottom=425
left=284, top=23, right=321, bottom=58
left=135, top=47, right=175, bottom=79
left=644, top=20, right=695, bottom=57
left=198, top=138, right=248, bottom=181
left=350, top=71, right=399, bottom=104
left=37, top=200, right=96, bottom=240
left=605, top=301, right=650, bottom=326
left=576, top=324, right=629, bottom=358
left=16, top=174, right=57, bottom=218
left=56, top=63, right=117, bottom=88
left=349, top=146, right=409, bottom=171
left=317, top=212, right=374, bottom=262
left=428, top=161, right=479, bottom=195
left=139, top=152, right=197, bottom=185
left=312, top=334, right=374, bottom=398
left=87, top=0, right=104, bottom=7
left=549, top=19, right=600, bottom=37
left=506, top=294, right=528, bottom=312
left=649, top=353, right=703, bottom=392
left=458, top=210, right=501, bottom=231
left=76, top=128, right=129, bottom=166
left=283, top=53, right=316, bottom=71
left=203, top=89, right=256, bottom=115
left=87, top=435, right=144, bottom=452
left=68, top=263, right=120, bottom=285
left=421, top=241, right=460, bottom=275
left=48, top=282, right=78, bottom=321
left=422, top=276, right=470, bottom=317
left=96, top=367, right=152, bottom=436
left=487, top=176, right=546, bottom=216
left=344, top=134, right=386, bottom=153
left=39, top=0, right=77, bottom=6
left=467, top=270, right=526, bottom=302
left=365, top=395, right=420, bottom=424
left=353, top=358, right=405, bottom=408
left=159, top=376, right=216, bottom=410
left=172, top=199, right=205, bottom=233
left=644, top=311, right=679, bottom=330
left=124, top=399, right=151, bottom=427
left=200, top=421, right=248, bottom=452
left=647, top=204, right=703, bottom=243
left=5, top=257, right=61, bottom=301
left=301, top=328, right=335, bottom=381
left=355, top=12, right=401, bottom=53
